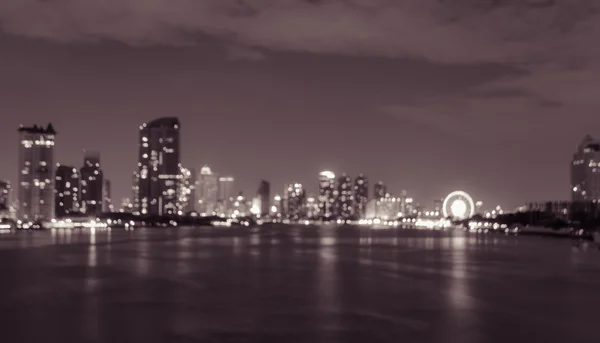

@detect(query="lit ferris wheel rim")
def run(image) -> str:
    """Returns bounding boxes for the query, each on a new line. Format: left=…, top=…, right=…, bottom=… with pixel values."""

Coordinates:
left=442, top=191, right=475, bottom=219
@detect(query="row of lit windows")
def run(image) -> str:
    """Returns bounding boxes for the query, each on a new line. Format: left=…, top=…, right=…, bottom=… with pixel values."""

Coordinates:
left=20, top=140, right=55, bottom=148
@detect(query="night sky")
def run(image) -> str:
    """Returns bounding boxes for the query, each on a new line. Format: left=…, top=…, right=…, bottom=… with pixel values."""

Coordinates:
left=1, top=0, right=599, bottom=210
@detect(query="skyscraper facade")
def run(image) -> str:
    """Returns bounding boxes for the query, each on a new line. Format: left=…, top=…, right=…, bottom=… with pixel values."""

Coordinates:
left=80, top=151, right=104, bottom=216
left=335, top=174, right=354, bottom=219
left=17, top=124, right=56, bottom=220
left=217, top=176, right=235, bottom=214
left=257, top=180, right=270, bottom=217
left=103, top=179, right=113, bottom=213
left=0, top=180, right=11, bottom=212
left=132, top=170, right=140, bottom=214
left=178, top=166, right=196, bottom=213
left=374, top=181, right=387, bottom=199
left=137, top=117, right=181, bottom=216
left=318, top=171, right=336, bottom=220
left=571, top=135, right=600, bottom=202
left=196, top=165, right=219, bottom=214
left=353, top=174, right=368, bottom=219
left=54, top=165, right=80, bottom=218
left=285, top=183, right=306, bottom=220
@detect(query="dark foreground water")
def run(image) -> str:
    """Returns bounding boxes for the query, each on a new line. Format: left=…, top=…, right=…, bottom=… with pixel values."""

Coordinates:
left=0, top=225, right=599, bottom=343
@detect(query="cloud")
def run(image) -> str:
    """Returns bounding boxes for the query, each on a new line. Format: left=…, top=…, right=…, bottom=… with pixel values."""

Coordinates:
left=2, top=0, right=598, bottom=149
left=0, top=0, right=598, bottom=65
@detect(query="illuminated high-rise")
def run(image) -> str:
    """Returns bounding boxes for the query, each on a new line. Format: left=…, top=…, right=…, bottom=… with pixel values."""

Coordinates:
left=196, top=165, right=219, bottom=214
left=17, top=124, right=56, bottom=220
left=571, top=135, right=600, bottom=202
left=318, top=171, right=336, bottom=220
left=286, top=183, right=306, bottom=220
left=178, top=166, right=196, bottom=213
left=306, top=196, right=319, bottom=219
left=353, top=174, right=368, bottom=219
left=335, top=174, right=353, bottom=219
left=257, top=180, right=270, bottom=217
left=218, top=176, right=235, bottom=214
left=218, top=176, right=235, bottom=202
left=54, top=165, right=80, bottom=218
left=0, top=180, right=11, bottom=213
left=80, top=151, right=104, bottom=216
left=103, top=179, right=113, bottom=213
left=374, top=181, right=387, bottom=199
left=137, top=117, right=180, bottom=216
left=132, top=170, right=140, bottom=214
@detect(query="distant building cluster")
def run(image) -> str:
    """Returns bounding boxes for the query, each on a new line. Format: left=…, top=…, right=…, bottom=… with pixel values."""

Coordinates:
left=13, top=124, right=112, bottom=221
left=266, top=170, right=415, bottom=221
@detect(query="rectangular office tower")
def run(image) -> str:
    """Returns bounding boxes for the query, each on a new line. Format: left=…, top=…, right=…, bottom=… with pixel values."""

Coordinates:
left=55, top=165, right=80, bottom=218
left=80, top=151, right=104, bottom=216
left=137, top=117, right=181, bottom=216
left=17, top=124, right=56, bottom=220
left=571, top=135, right=600, bottom=202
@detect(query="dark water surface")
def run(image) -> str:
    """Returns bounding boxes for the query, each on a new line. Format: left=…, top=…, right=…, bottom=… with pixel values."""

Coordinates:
left=0, top=226, right=599, bottom=342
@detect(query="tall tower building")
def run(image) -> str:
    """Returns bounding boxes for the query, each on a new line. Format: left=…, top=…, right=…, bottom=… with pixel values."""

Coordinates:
left=138, top=117, right=180, bottom=216
left=318, top=171, right=336, bottom=220
left=196, top=165, right=219, bottom=214
left=353, top=174, right=368, bottom=219
left=285, top=183, right=306, bottom=220
left=335, top=174, right=354, bottom=219
left=374, top=181, right=387, bottom=199
left=257, top=180, right=270, bottom=217
left=571, top=135, right=600, bottom=202
left=54, top=165, right=80, bottom=218
left=218, top=176, right=235, bottom=214
left=132, top=170, right=140, bottom=214
left=306, top=196, right=319, bottom=219
left=103, top=179, right=113, bottom=213
left=0, top=180, right=11, bottom=213
left=17, top=124, right=56, bottom=220
left=178, top=166, right=196, bottom=213
left=80, top=151, right=104, bottom=216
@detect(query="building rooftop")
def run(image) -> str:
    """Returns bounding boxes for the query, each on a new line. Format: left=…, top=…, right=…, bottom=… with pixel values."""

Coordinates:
left=18, top=123, right=56, bottom=135
left=145, top=117, right=180, bottom=128
left=578, top=135, right=600, bottom=152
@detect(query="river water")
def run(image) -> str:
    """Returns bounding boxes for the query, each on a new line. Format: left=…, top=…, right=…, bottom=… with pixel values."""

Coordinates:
left=0, top=225, right=598, bottom=342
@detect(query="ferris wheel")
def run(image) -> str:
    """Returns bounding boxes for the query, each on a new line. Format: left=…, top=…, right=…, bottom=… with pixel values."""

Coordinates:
left=442, top=191, right=475, bottom=219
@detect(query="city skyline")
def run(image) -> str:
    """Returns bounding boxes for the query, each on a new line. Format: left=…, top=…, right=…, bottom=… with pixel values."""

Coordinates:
left=3, top=118, right=596, bottom=212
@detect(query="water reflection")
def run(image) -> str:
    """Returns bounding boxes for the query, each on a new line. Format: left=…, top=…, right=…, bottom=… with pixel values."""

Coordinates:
left=317, top=229, right=340, bottom=337
left=136, top=235, right=150, bottom=275
left=1, top=226, right=599, bottom=342
left=88, top=229, right=97, bottom=268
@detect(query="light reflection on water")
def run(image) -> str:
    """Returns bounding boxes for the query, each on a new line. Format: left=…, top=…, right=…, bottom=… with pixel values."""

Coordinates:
left=0, top=226, right=598, bottom=342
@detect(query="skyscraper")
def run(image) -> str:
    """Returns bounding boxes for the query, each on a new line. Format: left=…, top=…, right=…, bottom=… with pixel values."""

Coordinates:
left=17, top=124, right=56, bottom=220
left=306, top=196, right=319, bottom=219
left=374, top=181, right=387, bottom=199
left=196, top=165, right=219, bottom=214
left=138, top=117, right=180, bottom=216
left=318, top=171, right=336, bottom=220
left=103, top=179, right=113, bottom=213
left=54, top=165, right=80, bottom=218
left=285, top=183, right=306, bottom=220
left=257, top=180, right=270, bottom=217
left=0, top=180, right=11, bottom=212
left=353, top=174, right=368, bottom=219
left=178, top=166, right=196, bottom=213
left=218, top=176, right=235, bottom=214
left=132, top=170, right=140, bottom=214
left=335, top=174, right=354, bottom=219
left=571, top=135, right=600, bottom=202
left=80, top=151, right=104, bottom=216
